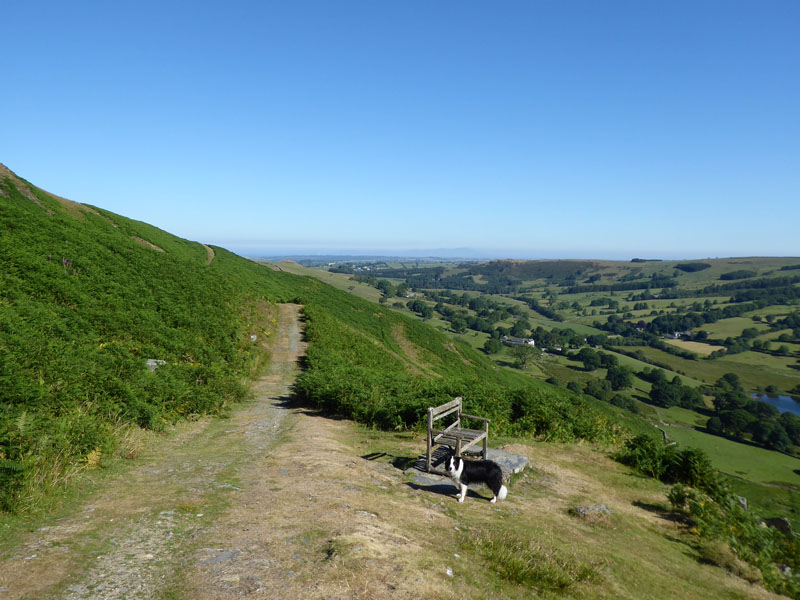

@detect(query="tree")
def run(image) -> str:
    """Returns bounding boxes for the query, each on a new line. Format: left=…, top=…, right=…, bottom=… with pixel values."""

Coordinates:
left=779, top=412, right=800, bottom=445
left=711, top=373, right=748, bottom=412
left=599, top=352, right=618, bottom=369
left=376, top=279, right=395, bottom=297
left=577, top=348, right=601, bottom=371
left=450, top=318, right=467, bottom=334
left=719, top=409, right=755, bottom=439
left=483, top=338, right=503, bottom=355
left=510, top=319, right=529, bottom=337
left=567, top=381, right=582, bottom=394
left=584, top=379, right=612, bottom=401
left=767, top=425, right=791, bottom=452
left=651, top=379, right=681, bottom=408
left=606, top=365, right=632, bottom=391
left=510, top=344, right=537, bottom=368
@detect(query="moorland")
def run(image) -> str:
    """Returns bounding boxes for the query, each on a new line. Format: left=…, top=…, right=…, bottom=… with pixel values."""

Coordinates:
left=2, top=163, right=800, bottom=599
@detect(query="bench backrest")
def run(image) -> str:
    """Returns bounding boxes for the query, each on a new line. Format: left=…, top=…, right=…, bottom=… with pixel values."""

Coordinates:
left=428, top=396, right=462, bottom=431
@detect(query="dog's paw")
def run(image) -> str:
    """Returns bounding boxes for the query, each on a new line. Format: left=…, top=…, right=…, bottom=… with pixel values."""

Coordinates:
left=458, top=496, right=465, bottom=503
left=490, top=497, right=497, bottom=503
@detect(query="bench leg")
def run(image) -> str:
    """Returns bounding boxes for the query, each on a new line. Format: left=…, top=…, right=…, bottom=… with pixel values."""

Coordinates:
left=426, top=410, right=433, bottom=472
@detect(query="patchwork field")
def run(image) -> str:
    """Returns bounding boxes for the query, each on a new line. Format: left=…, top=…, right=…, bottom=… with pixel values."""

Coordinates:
left=664, top=338, right=725, bottom=356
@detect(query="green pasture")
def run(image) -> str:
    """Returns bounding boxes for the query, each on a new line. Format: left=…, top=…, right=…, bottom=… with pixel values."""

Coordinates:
left=756, top=328, right=794, bottom=341
left=273, top=262, right=383, bottom=302
left=700, top=317, right=771, bottom=339
left=653, top=405, right=709, bottom=428
left=664, top=425, right=800, bottom=486
left=530, top=317, right=604, bottom=336
left=743, top=305, right=796, bottom=319
left=727, top=478, right=800, bottom=531
left=623, top=346, right=800, bottom=391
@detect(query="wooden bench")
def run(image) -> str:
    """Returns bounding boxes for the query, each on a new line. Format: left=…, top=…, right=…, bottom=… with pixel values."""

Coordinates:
left=426, top=396, right=490, bottom=473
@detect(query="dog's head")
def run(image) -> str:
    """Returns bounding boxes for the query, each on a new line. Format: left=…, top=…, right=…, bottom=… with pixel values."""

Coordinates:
left=446, top=455, right=463, bottom=478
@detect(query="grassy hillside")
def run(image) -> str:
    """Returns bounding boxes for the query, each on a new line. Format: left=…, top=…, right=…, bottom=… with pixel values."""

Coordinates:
left=0, top=165, right=618, bottom=512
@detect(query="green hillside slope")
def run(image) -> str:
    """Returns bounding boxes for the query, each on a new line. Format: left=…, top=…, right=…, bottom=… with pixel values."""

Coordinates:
left=0, top=165, right=617, bottom=512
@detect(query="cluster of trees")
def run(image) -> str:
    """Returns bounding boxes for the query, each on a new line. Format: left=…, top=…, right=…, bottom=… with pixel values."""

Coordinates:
left=354, top=264, right=525, bottom=294
left=350, top=274, right=409, bottom=301
left=565, top=273, right=678, bottom=294
left=720, top=269, right=756, bottom=280
left=706, top=374, right=800, bottom=452
left=406, top=298, right=433, bottom=319
left=637, top=368, right=703, bottom=409
left=511, top=295, right=564, bottom=321
left=675, top=262, right=711, bottom=272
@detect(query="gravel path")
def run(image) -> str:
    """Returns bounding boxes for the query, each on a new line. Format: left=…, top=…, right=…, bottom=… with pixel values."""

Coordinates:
left=0, top=304, right=305, bottom=600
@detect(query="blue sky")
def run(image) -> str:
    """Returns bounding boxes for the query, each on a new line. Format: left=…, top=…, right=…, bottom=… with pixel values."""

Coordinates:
left=3, top=1, right=799, bottom=259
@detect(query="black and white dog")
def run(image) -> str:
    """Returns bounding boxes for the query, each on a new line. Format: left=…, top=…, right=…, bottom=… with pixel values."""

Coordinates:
left=446, top=455, right=508, bottom=503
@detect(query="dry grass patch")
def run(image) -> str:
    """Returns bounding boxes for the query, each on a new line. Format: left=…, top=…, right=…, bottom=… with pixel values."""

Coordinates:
left=664, top=339, right=724, bottom=356
left=131, top=236, right=165, bottom=252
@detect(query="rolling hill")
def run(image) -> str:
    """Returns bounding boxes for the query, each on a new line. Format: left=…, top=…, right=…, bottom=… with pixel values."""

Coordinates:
left=3, top=164, right=799, bottom=599
left=0, top=164, right=616, bottom=511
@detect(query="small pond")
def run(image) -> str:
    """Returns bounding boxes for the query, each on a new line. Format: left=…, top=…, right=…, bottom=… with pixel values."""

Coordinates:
left=752, top=394, right=800, bottom=417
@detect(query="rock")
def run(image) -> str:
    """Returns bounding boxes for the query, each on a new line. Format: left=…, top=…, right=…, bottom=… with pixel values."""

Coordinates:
left=778, top=564, right=792, bottom=576
left=576, top=503, right=611, bottom=515
left=573, top=504, right=612, bottom=521
left=763, top=517, right=793, bottom=536
left=146, top=359, right=166, bottom=372
left=445, top=567, right=454, bottom=578
left=737, top=496, right=748, bottom=511
left=485, top=449, right=529, bottom=476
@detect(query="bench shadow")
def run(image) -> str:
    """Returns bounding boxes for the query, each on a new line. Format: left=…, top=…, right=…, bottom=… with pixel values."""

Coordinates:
left=275, top=392, right=351, bottom=420
left=406, top=481, right=491, bottom=502
left=632, top=500, right=690, bottom=524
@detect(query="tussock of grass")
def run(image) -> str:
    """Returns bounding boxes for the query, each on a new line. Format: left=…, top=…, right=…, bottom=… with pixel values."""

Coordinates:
left=697, top=540, right=762, bottom=584
left=459, top=527, right=601, bottom=591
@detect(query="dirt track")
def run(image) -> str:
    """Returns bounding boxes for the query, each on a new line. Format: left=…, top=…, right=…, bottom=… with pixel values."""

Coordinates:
left=0, top=304, right=306, bottom=599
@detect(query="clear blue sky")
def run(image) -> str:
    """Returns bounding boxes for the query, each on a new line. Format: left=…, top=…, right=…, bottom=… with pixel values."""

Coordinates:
left=3, top=1, right=799, bottom=259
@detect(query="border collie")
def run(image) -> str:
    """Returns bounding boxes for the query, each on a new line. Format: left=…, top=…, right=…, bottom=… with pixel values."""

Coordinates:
left=446, top=455, right=508, bottom=503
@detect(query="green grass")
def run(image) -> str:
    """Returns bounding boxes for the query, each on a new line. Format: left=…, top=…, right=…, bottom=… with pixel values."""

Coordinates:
left=623, top=346, right=799, bottom=390
left=701, top=317, right=771, bottom=339
left=663, top=426, right=800, bottom=486
left=459, top=526, right=600, bottom=592
left=654, top=405, right=709, bottom=428
left=727, top=478, right=800, bottom=531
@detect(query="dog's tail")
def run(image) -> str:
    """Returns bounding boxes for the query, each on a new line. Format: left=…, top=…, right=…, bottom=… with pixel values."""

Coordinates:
left=497, top=485, right=508, bottom=501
